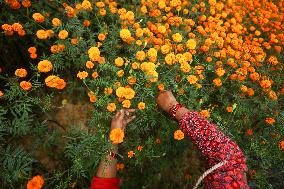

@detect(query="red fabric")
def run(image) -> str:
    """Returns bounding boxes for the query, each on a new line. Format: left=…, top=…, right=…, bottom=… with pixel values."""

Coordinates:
left=90, top=177, right=119, bottom=189
left=179, top=111, right=250, bottom=189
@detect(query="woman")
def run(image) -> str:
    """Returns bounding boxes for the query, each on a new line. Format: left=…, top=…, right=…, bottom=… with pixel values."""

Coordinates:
left=91, top=91, right=250, bottom=189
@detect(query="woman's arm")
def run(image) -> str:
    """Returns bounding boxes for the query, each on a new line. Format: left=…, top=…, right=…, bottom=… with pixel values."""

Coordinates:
left=157, top=91, right=250, bottom=189
left=91, top=109, right=135, bottom=189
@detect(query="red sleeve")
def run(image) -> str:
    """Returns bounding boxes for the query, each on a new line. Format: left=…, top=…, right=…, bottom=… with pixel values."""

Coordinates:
left=90, top=177, right=120, bottom=189
left=179, top=111, right=250, bottom=189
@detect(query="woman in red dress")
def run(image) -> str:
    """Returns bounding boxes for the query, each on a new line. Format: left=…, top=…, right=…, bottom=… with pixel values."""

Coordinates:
left=91, top=91, right=250, bottom=189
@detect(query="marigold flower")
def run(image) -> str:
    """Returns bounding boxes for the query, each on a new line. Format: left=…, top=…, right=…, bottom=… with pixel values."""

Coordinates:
left=77, top=71, right=88, bottom=80
left=0, top=91, right=4, bottom=97
left=32, top=13, right=45, bottom=23
left=137, top=145, right=143, bottom=151
left=122, top=99, right=131, bottom=108
left=15, top=68, right=27, bottom=78
left=115, top=57, right=124, bottom=67
left=227, top=106, right=233, bottom=113
left=127, top=150, right=135, bottom=158
left=30, top=53, right=37, bottom=59
left=1, top=24, right=12, bottom=31
left=11, top=23, right=23, bottom=32
left=98, top=34, right=106, bottom=41
left=27, top=175, right=44, bottom=189
left=131, top=62, right=140, bottom=69
left=109, top=128, right=124, bottom=144
left=45, top=75, right=66, bottom=89
left=117, top=70, right=124, bottom=77
left=36, top=30, right=48, bottom=40
left=104, top=87, right=113, bottom=95
left=52, top=18, right=62, bottom=27
left=146, top=70, right=159, bottom=82
left=247, top=88, right=255, bottom=96
left=58, top=30, right=68, bottom=40
left=246, top=129, right=253, bottom=136
left=186, top=39, right=197, bottom=50
left=213, top=78, right=222, bottom=87
left=137, top=102, right=145, bottom=110
left=136, top=51, right=146, bottom=61
left=123, top=87, right=135, bottom=99
left=265, top=118, right=275, bottom=125
left=38, top=60, right=53, bottom=72
left=200, top=110, right=210, bottom=118
left=107, top=103, right=116, bottom=112
left=172, top=33, right=183, bottom=43
left=161, top=44, right=171, bottom=54
left=116, top=163, right=125, bottom=171
left=174, top=130, right=184, bottom=140
left=279, top=141, right=284, bottom=150
left=260, top=80, right=272, bottom=88
left=22, top=0, right=31, bottom=8
left=88, top=91, right=97, bottom=103
left=86, top=61, right=94, bottom=69
left=215, top=68, right=225, bottom=77
left=28, top=47, right=37, bottom=54
left=187, top=75, right=198, bottom=84
left=82, top=0, right=93, bottom=10
left=120, top=29, right=131, bottom=39
left=20, top=81, right=32, bottom=91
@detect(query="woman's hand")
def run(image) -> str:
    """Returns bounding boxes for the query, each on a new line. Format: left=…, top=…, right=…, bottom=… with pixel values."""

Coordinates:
left=157, top=91, right=179, bottom=113
left=111, top=109, right=136, bottom=132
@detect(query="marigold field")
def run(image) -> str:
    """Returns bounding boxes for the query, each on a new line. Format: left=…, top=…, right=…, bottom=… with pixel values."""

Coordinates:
left=0, top=0, right=283, bottom=188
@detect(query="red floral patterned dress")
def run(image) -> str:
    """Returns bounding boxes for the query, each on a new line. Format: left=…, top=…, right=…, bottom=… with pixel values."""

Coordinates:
left=91, top=111, right=250, bottom=189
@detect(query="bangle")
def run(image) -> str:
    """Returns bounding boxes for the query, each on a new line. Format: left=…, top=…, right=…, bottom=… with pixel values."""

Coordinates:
left=169, top=103, right=183, bottom=118
left=108, top=151, right=118, bottom=159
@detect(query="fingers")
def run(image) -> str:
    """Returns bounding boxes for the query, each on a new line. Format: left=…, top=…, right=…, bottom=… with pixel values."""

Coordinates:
left=126, top=115, right=136, bottom=124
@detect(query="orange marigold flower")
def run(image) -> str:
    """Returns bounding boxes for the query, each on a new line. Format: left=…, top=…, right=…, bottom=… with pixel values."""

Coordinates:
left=58, top=30, right=68, bottom=40
left=27, top=175, right=44, bottom=189
left=213, top=78, right=222, bottom=87
left=32, top=13, right=45, bottom=23
left=98, top=33, right=106, bottom=41
left=45, top=75, right=66, bottom=89
left=122, top=99, right=131, bottom=108
left=110, top=128, right=124, bottom=144
left=30, top=53, right=37, bottom=59
left=187, top=75, right=198, bottom=84
left=127, top=150, right=135, bottom=158
left=265, top=118, right=275, bottom=125
left=22, top=0, right=31, bottom=8
left=137, top=102, right=145, bottom=110
left=0, top=91, right=4, bottom=97
left=11, top=23, right=23, bottom=32
left=77, top=71, right=88, bottom=79
left=260, top=79, right=272, bottom=88
left=116, top=163, right=125, bottom=171
left=87, top=91, right=97, bottom=103
left=107, top=103, right=116, bottom=112
left=215, top=67, right=225, bottom=77
left=247, top=88, right=255, bottom=96
left=104, top=87, right=113, bottom=95
left=1, top=24, right=12, bottom=31
left=174, top=130, right=184, bottom=140
left=20, top=81, right=32, bottom=91
left=226, top=106, right=233, bottom=113
left=28, top=47, right=37, bottom=54
left=200, top=109, right=210, bottom=118
left=38, top=60, right=53, bottom=72
left=92, top=71, right=99, bottom=78
left=246, top=129, right=253, bottom=136
left=15, top=68, right=27, bottom=78
left=137, top=145, right=143, bottom=151
left=52, top=18, right=62, bottom=27
left=86, top=61, right=94, bottom=69
left=279, top=141, right=284, bottom=150
left=36, top=30, right=48, bottom=40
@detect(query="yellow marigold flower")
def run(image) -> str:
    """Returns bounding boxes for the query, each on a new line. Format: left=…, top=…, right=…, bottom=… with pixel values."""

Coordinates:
left=146, top=70, right=159, bottom=82
left=187, top=75, right=198, bottom=84
left=27, top=175, right=44, bottom=189
left=186, top=39, right=197, bottom=50
left=180, top=63, right=191, bottom=73
left=45, top=75, right=66, bottom=89
left=161, top=44, right=171, bottom=54
left=86, top=61, right=94, bottom=69
left=116, top=87, right=125, bottom=98
left=122, top=99, right=131, bottom=108
left=82, top=0, right=92, bottom=10
left=165, top=53, right=176, bottom=65
left=38, top=60, right=53, bottom=72
left=20, top=81, right=32, bottom=91
left=77, top=71, right=88, bottom=79
left=128, top=150, right=135, bottom=158
left=240, top=85, right=248, bottom=92
left=115, top=57, right=124, bottom=67
left=52, top=18, right=61, bottom=27
left=15, top=68, right=27, bottom=78
left=137, top=145, right=143, bottom=151
left=107, top=103, right=116, bottom=112
left=174, top=130, right=184, bottom=140
left=136, top=51, right=146, bottom=61
left=120, top=29, right=131, bottom=39
left=58, top=30, right=68, bottom=40
left=147, top=48, right=157, bottom=58
left=157, top=25, right=166, bottom=34
left=117, top=70, right=124, bottom=77
left=127, top=76, right=137, bottom=85
left=265, top=118, right=275, bottom=125
left=200, top=110, right=210, bottom=118
left=172, top=33, right=183, bottom=43
left=109, top=128, right=124, bottom=144
left=137, top=102, right=145, bottom=110
left=140, top=62, right=156, bottom=72
left=36, top=30, right=48, bottom=40
left=124, top=87, right=135, bottom=99
left=88, top=46, right=101, bottom=62
left=32, top=13, right=45, bottom=23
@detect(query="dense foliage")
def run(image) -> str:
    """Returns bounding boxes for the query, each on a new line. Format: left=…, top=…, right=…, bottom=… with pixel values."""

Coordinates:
left=0, top=0, right=283, bottom=188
